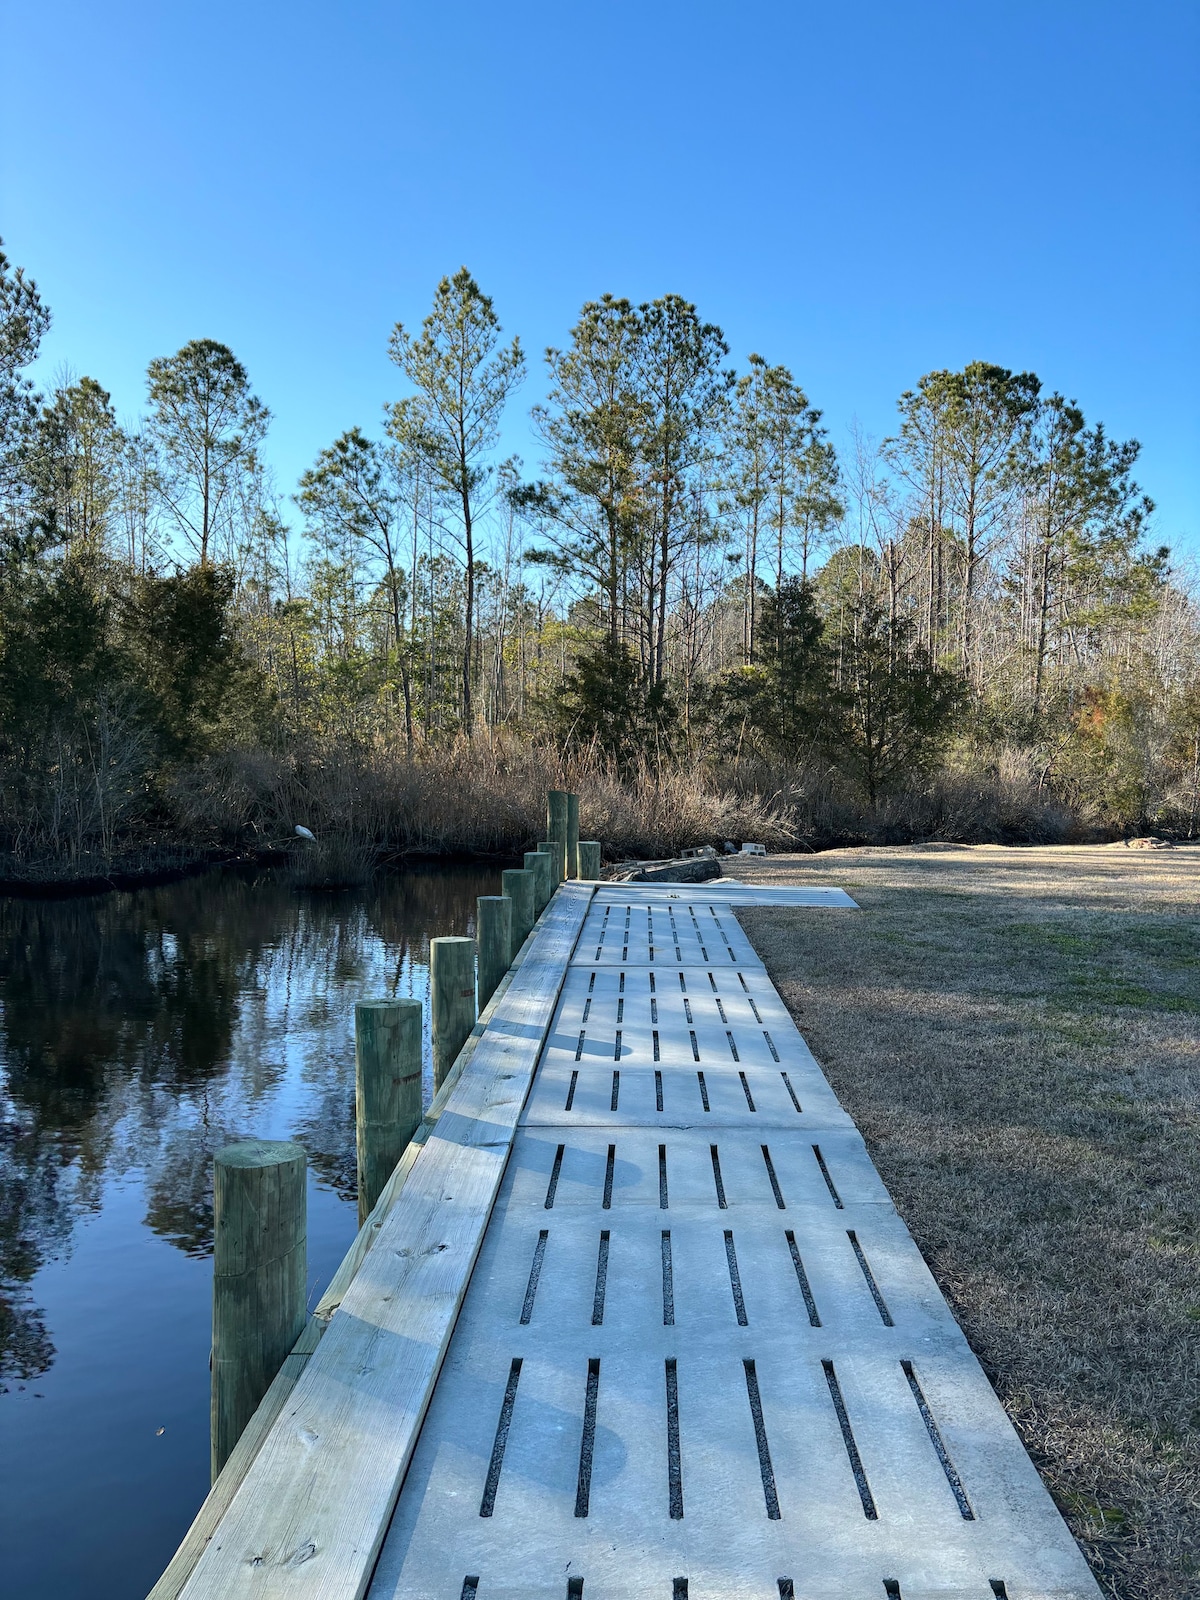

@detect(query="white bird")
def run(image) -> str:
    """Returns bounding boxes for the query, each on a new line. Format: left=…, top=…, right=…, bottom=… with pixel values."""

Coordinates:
left=294, top=825, right=316, bottom=841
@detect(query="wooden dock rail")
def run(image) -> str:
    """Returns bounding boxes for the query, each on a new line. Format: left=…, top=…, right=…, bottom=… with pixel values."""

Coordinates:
left=151, top=800, right=1101, bottom=1600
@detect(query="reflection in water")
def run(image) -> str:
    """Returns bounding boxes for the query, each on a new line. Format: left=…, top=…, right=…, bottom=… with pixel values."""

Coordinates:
left=0, top=862, right=504, bottom=1599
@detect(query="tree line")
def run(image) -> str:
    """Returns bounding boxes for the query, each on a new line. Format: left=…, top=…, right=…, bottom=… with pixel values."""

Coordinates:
left=0, top=240, right=1197, bottom=865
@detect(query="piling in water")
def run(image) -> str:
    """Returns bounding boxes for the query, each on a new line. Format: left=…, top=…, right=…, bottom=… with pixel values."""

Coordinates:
left=578, top=840, right=602, bottom=880
left=431, top=935, right=476, bottom=1090
left=566, top=792, right=580, bottom=879
left=537, top=837, right=562, bottom=889
left=546, top=791, right=569, bottom=884
left=525, top=849, right=552, bottom=914
left=355, top=998, right=423, bottom=1227
left=502, top=868, right=535, bottom=955
left=477, top=895, right=512, bottom=1010
left=211, top=1140, right=307, bottom=1483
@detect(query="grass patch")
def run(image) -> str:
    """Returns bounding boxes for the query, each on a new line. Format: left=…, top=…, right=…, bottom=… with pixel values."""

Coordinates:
left=1067, top=980, right=1200, bottom=1014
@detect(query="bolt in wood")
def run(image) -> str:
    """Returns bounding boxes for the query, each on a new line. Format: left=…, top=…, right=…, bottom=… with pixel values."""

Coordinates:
left=477, top=894, right=513, bottom=1010
left=431, top=935, right=476, bottom=1089
left=566, top=792, right=580, bottom=879
left=355, top=998, right=423, bottom=1227
left=546, top=791, right=569, bottom=883
left=578, top=840, right=602, bottom=880
left=525, top=849, right=552, bottom=913
left=502, top=868, right=535, bottom=955
left=211, top=1139, right=307, bottom=1483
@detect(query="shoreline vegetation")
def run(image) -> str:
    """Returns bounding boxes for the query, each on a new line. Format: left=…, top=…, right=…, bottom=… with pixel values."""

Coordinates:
left=0, top=732, right=1189, bottom=897
left=1, top=249, right=1197, bottom=892
left=0, top=739, right=1166, bottom=898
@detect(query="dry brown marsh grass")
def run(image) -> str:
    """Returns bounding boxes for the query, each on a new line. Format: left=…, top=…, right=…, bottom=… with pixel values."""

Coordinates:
left=734, top=843, right=1200, bottom=1599
left=171, top=738, right=802, bottom=860
left=169, top=737, right=1083, bottom=866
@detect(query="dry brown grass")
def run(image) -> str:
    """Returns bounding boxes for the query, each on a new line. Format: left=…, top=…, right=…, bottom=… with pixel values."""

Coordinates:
left=734, top=843, right=1200, bottom=1600
left=169, top=738, right=802, bottom=860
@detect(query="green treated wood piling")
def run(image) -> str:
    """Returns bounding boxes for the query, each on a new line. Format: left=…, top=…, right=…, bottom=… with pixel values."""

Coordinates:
left=547, top=791, right=569, bottom=883
left=354, top=998, right=423, bottom=1227
left=566, top=792, right=580, bottom=879
left=578, top=840, right=601, bottom=880
left=525, top=849, right=552, bottom=914
left=431, top=935, right=476, bottom=1090
left=211, top=1140, right=307, bottom=1483
left=537, top=837, right=562, bottom=888
left=476, top=895, right=512, bottom=1010
left=502, top=868, right=535, bottom=954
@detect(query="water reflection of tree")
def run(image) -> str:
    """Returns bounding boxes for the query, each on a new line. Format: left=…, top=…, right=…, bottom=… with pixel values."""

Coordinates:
left=0, top=862, right=503, bottom=1378
left=0, top=1117, right=62, bottom=1381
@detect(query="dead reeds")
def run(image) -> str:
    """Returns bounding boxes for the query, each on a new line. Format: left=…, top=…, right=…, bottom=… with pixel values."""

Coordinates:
left=165, top=733, right=1083, bottom=867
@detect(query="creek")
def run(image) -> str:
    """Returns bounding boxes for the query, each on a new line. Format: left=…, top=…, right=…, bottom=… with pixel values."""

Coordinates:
left=0, top=862, right=507, bottom=1599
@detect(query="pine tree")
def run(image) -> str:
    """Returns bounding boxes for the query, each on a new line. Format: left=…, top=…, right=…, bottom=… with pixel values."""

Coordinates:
left=0, top=240, right=51, bottom=554
left=388, top=268, right=524, bottom=731
left=298, top=428, right=415, bottom=748
left=529, top=295, right=645, bottom=644
left=146, top=340, right=268, bottom=567
left=553, top=635, right=675, bottom=763
left=826, top=598, right=962, bottom=804
left=758, top=578, right=830, bottom=756
left=635, top=296, right=732, bottom=685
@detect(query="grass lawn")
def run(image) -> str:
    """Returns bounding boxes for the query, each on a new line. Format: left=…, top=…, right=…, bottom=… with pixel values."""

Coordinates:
left=735, top=843, right=1200, bottom=1600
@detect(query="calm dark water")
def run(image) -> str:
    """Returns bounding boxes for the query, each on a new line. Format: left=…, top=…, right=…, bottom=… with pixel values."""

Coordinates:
left=0, top=863, right=506, bottom=1600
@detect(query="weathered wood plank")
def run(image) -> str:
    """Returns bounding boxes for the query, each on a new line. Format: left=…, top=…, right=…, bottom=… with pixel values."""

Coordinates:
left=172, top=884, right=592, bottom=1600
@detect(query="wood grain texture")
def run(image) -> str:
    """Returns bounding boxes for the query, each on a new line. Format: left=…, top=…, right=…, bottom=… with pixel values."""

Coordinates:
left=172, top=884, right=592, bottom=1600
left=476, top=894, right=512, bottom=1009
left=430, top=935, right=476, bottom=1090
left=524, top=850, right=552, bottom=914
left=546, top=790, right=568, bottom=883
left=210, top=1142, right=307, bottom=1482
left=501, top=868, right=535, bottom=954
left=565, top=790, right=579, bottom=879
left=355, top=1000, right=423, bottom=1226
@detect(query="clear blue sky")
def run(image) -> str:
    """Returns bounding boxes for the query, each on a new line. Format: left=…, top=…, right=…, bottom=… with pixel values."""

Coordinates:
left=3, top=0, right=1197, bottom=556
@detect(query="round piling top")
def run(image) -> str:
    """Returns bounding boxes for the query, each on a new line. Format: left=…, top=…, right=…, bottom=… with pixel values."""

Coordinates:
left=215, top=1139, right=306, bottom=1171
left=430, top=934, right=474, bottom=948
left=355, top=997, right=422, bottom=1019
